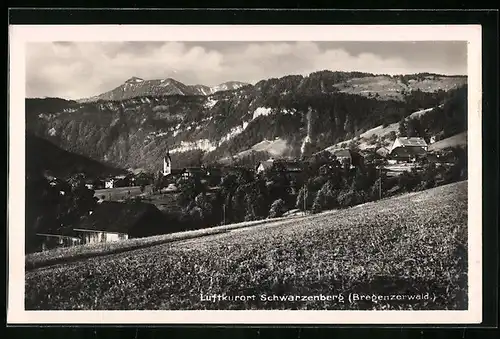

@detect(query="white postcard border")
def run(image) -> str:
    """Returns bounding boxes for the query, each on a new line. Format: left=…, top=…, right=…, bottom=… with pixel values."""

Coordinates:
left=8, top=24, right=483, bottom=324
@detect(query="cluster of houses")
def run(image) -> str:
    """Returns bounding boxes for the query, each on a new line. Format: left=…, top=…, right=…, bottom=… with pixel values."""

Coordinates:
left=35, top=135, right=451, bottom=252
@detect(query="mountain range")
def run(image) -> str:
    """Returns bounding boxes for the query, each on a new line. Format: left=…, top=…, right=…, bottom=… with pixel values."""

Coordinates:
left=77, top=77, right=250, bottom=102
left=26, top=70, right=468, bottom=177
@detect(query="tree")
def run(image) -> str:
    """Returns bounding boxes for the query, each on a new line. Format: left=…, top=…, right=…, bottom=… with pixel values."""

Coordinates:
left=367, top=134, right=378, bottom=145
left=296, top=184, right=314, bottom=212
left=418, top=162, right=438, bottom=190
left=153, top=172, right=166, bottom=192
left=269, top=198, right=286, bottom=218
left=194, top=193, right=213, bottom=221
left=398, top=170, right=421, bottom=192
left=398, top=118, right=407, bottom=137
left=387, top=131, right=397, bottom=141
left=312, top=183, right=333, bottom=214
left=407, top=117, right=424, bottom=138
left=337, top=183, right=366, bottom=208
left=177, top=176, right=206, bottom=207
left=348, top=140, right=360, bottom=152
left=67, top=172, right=86, bottom=189
left=370, top=177, right=383, bottom=201
left=25, top=172, right=99, bottom=253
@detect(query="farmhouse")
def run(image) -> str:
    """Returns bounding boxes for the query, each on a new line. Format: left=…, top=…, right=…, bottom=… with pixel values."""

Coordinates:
left=331, top=149, right=364, bottom=169
left=256, top=159, right=304, bottom=175
left=181, top=167, right=206, bottom=179
left=388, top=137, right=428, bottom=162
left=104, top=178, right=114, bottom=188
left=73, top=201, right=167, bottom=244
left=103, top=175, right=129, bottom=189
left=84, top=179, right=95, bottom=190
left=256, top=159, right=274, bottom=174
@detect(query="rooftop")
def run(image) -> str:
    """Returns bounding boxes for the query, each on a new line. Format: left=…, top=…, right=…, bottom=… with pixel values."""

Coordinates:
left=395, top=137, right=428, bottom=147
left=332, top=149, right=352, bottom=158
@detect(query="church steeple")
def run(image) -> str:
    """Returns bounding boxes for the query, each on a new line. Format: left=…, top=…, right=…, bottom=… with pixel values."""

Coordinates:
left=163, top=148, right=172, bottom=176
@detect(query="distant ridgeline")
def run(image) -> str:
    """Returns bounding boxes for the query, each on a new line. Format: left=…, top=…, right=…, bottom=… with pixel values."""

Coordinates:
left=25, top=133, right=126, bottom=179
left=26, top=71, right=467, bottom=173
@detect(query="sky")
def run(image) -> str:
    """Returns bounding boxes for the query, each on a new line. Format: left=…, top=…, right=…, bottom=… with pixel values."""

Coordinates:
left=25, top=41, right=467, bottom=100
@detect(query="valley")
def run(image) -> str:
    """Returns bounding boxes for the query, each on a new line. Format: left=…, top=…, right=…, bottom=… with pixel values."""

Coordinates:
left=26, top=71, right=467, bottom=173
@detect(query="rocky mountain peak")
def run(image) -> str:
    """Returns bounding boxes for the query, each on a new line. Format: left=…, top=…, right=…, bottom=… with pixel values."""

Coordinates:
left=125, top=76, right=145, bottom=84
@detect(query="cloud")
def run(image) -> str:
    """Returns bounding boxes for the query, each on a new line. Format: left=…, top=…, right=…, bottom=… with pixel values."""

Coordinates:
left=25, top=41, right=467, bottom=99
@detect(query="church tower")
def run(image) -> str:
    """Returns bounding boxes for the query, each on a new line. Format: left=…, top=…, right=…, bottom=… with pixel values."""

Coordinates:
left=163, top=149, right=172, bottom=176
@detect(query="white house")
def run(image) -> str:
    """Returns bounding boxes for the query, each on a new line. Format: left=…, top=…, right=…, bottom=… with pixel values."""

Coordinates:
left=104, top=178, right=114, bottom=188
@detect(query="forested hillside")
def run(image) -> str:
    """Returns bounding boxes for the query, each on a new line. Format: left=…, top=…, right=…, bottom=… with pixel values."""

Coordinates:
left=26, top=71, right=467, bottom=172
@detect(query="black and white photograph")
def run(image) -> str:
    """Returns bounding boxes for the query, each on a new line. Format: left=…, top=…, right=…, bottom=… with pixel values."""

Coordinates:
left=8, top=25, right=482, bottom=324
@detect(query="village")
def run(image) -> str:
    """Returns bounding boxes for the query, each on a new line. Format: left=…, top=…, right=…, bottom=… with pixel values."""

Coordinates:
left=33, top=134, right=465, bottom=253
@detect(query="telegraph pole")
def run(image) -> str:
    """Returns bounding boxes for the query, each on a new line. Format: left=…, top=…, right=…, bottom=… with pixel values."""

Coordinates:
left=379, top=166, right=382, bottom=200
left=222, top=203, right=226, bottom=225
left=304, top=185, right=308, bottom=215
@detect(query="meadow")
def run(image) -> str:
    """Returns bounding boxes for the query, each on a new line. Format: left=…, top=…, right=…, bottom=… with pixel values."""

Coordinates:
left=25, top=181, right=468, bottom=311
left=94, top=186, right=148, bottom=201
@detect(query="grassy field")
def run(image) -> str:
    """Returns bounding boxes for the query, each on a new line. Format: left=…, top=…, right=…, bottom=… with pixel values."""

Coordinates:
left=429, top=131, right=467, bottom=152
left=94, top=186, right=150, bottom=201
left=25, top=213, right=303, bottom=270
left=25, top=181, right=468, bottom=311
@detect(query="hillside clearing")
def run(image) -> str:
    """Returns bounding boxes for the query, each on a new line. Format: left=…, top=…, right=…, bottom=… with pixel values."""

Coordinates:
left=25, top=181, right=468, bottom=311
left=429, top=131, right=467, bottom=152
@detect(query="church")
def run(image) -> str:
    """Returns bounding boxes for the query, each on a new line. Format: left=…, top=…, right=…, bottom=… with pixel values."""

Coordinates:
left=162, top=150, right=206, bottom=180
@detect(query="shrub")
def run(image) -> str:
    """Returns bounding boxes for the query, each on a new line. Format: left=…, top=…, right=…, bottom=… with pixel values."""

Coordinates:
left=188, top=206, right=203, bottom=222
left=337, top=187, right=366, bottom=208
left=367, top=134, right=379, bottom=145
left=269, top=199, right=286, bottom=218
left=398, top=170, right=421, bottom=192
left=418, top=163, right=438, bottom=190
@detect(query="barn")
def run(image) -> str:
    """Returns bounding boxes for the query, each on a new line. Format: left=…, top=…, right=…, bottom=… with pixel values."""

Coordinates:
left=73, top=201, right=167, bottom=244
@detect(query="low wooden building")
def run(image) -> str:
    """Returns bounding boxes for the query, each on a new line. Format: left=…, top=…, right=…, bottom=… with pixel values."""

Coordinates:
left=73, top=201, right=167, bottom=244
left=35, top=232, right=82, bottom=252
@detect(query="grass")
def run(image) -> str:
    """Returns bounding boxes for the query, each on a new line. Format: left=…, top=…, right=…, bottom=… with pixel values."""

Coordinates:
left=25, top=181, right=468, bottom=311
left=94, top=186, right=149, bottom=201
left=429, top=131, right=467, bottom=152
left=25, top=213, right=305, bottom=270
